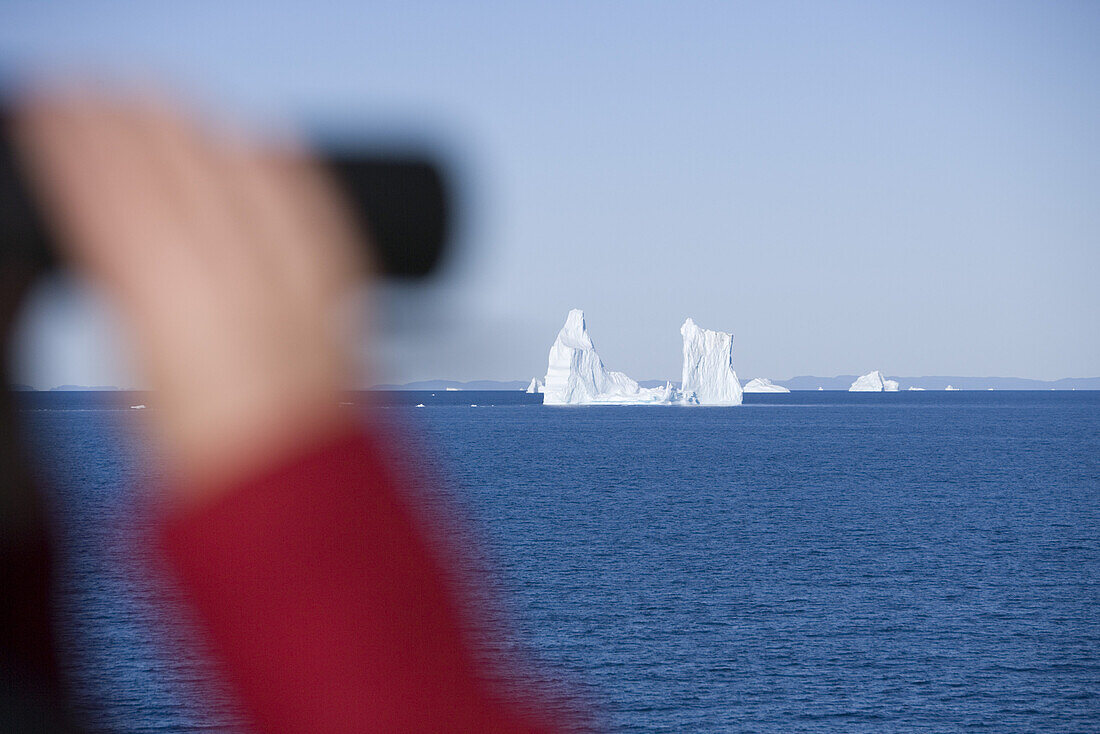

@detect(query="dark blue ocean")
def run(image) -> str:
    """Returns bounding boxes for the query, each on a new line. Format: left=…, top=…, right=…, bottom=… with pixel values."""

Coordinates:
left=19, top=390, right=1100, bottom=732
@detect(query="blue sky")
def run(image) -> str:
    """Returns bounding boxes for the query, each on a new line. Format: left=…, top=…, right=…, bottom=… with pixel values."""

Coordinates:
left=3, top=1, right=1098, bottom=386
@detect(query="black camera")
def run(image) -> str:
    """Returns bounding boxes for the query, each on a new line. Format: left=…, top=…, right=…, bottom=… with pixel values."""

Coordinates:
left=0, top=113, right=452, bottom=280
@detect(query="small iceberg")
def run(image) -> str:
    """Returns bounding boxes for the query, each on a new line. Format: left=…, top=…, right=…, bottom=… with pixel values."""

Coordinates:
left=742, top=377, right=790, bottom=393
left=129, top=404, right=146, bottom=410
left=525, top=377, right=545, bottom=394
left=907, top=386, right=925, bottom=391
left=415, top=403, right=425, bottom=408
left=945, top=385, right=960, bottom=391
left=849, top=370, right=900, bottom=392
left=445, top=387, right=460, bottom=391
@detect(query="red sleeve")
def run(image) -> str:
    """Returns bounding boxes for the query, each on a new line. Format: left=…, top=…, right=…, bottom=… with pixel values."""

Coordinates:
left=157, top=424, right=560, bottom=733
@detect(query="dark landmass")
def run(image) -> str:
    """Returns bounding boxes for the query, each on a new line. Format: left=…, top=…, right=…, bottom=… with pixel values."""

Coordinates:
left=48, top=385, right=122, bottom=391
left=372, top=376, right=1100, bottom=391
left=777, top=376, right=1100, bottom=391
left=369, top=379, right=530, bottom=391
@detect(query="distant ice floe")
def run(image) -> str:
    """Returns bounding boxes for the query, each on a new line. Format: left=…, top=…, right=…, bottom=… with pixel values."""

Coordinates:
left=542, top=310, right=674, bottom=405
left=525, top=377, right=545, bottom=394
left=743, top=377, right=790, bottom=394
left=945, top=385, right=960, bottom=391
left=907, top=386, right=926, bottom=391
left=445, top=387, right=460, bottom=391
left=849, top=371, right=900, bottom=392
left=129, top=404, right=146, bottom=409
left=415, top=403, right=425, bottom=408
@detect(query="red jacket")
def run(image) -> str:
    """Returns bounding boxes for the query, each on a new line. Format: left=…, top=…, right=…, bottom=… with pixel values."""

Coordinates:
left=159, top=424, right=569, bottom=733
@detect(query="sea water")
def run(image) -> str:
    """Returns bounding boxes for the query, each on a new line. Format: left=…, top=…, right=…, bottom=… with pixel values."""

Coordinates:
left=19, top=391, right=1100, bottom=732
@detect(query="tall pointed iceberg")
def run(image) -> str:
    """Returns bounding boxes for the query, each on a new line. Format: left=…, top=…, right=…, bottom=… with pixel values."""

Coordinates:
left=543, top=309, right=673, bottom=405
left=680, top=318, right=743, bottom=405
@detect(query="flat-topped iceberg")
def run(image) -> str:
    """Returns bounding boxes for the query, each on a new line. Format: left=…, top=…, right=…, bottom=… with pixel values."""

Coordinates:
left=743, top=377, right=790, bottom=393
left=542, top=310, right=674, bottom=405
left=525, top=377, right=545, bottom=394
left=680, top=318, right=743, bottom=405
left=849, top=370, right=900, bottom=392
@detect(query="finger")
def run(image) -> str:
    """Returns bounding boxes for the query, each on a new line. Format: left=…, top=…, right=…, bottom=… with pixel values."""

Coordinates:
left=211, top=139, right=363, bottom=309
left=281, top=152, right=368, bottom=295
left=77, top=97, right=208, bottom=294
left=116, top=95, right=263, bottom=288
left=13, top=96, right=176, bottom=297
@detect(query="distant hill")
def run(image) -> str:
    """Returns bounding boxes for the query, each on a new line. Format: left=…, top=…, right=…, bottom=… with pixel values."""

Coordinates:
left=369, top=379, right=529, bottom=391
left=371, top=376, right=1100, bottom=391
left=777, top=376, right=1100, bottom=391
left=638, top=380, right=678, bottom=389
left=48, top=385, right=122, bottom=391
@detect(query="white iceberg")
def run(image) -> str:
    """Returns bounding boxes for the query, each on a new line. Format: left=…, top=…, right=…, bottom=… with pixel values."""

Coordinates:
left=945, top=385, right=959, bottom=391
left=679, top=318, right=743, bottom=405
left=525, top=377, right=545, bottom=394
left=907, top=386, right=925, bottom=391
left=849, top=370, right=900, bottom=392
left=542, top=310, right=674, bottom=405
left=742, top=377, right=790, bottom=393
left=129, top=404, right=146, bottom=409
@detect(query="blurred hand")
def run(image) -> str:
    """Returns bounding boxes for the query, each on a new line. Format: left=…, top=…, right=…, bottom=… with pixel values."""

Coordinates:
left=14, top=91, right=366, bottom=501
